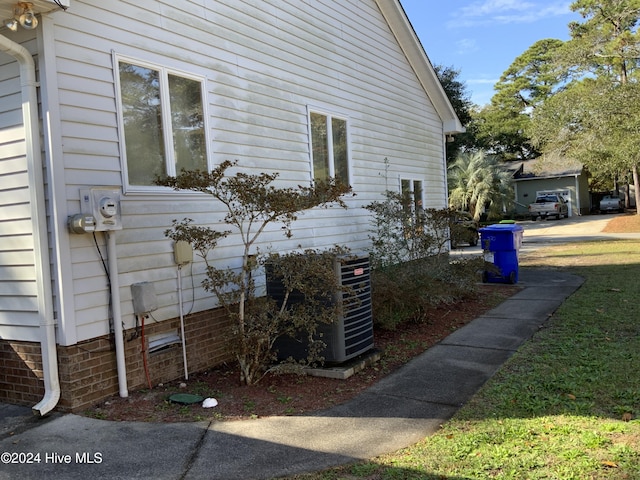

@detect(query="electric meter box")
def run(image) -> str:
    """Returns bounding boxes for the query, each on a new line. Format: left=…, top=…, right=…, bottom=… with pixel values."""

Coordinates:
left=80, top=187, right=122, bottom=231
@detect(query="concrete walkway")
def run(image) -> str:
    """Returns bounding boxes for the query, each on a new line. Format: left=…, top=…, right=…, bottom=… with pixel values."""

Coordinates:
left=0, top=269, right=583, bottom=480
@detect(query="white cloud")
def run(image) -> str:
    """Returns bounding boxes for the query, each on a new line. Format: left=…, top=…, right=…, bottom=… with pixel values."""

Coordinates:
left=455, top=38, right=479, bottom=55
left=460, top=0, right=536, bottom=17
left=467, top=78, right=500, bottom=85
left=449, top=0, right=572, bottom=27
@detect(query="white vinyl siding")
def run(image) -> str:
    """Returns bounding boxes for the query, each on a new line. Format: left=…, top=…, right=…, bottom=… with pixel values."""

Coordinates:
left=0, top=35, right=40, bottom=342
left=36, top=0, right=448, bottom=343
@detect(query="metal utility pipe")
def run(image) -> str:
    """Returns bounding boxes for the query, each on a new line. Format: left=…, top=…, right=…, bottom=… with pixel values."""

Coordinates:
left=106, top=231, right=128, bottom=397
left=178, top=265, right=189, bottom=380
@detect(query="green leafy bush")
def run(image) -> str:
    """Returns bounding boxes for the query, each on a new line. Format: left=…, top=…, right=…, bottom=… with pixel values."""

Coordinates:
left=262, top=247, right=353, bottom=368
left=371, top=255, right=484, bottom=330
left=365, top=190, right=484, bottom=330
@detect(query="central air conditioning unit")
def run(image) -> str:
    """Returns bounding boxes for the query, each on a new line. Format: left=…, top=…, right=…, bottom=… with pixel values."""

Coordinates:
left=267, top=252, right=374, bottom=364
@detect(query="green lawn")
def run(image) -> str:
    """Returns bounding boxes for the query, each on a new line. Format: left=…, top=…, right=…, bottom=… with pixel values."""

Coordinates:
left=291, top=240, right=640, bottom=480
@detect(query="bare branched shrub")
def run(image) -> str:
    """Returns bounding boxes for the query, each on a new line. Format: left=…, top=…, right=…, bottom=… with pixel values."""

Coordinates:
left=159, top=161, right=350, bottom=384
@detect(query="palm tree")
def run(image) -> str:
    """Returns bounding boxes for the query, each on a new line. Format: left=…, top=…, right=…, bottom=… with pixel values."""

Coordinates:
left=448, top=151, right=513, bottom=221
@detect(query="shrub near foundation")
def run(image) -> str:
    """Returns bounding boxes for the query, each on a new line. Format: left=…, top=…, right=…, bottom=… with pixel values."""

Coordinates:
left=159, top=161, right=350, bottom=385
left=295, top=240, right=640, bottom=480
left=365, top=190, right=485, bottom=330
left=371, top=255, right=485, bottom=330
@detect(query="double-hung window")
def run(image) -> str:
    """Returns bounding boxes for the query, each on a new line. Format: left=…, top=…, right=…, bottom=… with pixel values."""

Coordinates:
left=117, top=58, right=208, bottom=188
left=401, top=178, right=425, bottom=231
left=401, top=179, right=424, bottom=216
left=309, top=109, right=350, bottom=186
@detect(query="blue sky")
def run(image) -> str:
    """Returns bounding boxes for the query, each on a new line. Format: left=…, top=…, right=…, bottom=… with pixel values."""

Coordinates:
left=399, top=0, right=582, bottom=107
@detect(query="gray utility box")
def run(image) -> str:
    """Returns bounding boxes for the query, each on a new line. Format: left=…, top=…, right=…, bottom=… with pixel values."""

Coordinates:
left=131, top=282, right=158, bottom=315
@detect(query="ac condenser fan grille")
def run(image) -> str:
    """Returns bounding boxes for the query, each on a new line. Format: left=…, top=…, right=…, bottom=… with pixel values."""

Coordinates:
left=267, top=253, right=374, bottom=364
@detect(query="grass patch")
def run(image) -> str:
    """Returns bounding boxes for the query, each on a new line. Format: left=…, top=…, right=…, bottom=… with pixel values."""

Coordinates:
left=290, top=240, right=640, bottom=479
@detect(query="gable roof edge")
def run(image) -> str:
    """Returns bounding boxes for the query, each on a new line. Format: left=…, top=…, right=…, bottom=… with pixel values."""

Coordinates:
left=375, top=0, right=464, bottom=134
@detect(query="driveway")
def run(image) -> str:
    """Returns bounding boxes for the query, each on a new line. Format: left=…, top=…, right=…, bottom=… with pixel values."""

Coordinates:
left=518, top=212, right=639, bottom=253
left=521, top=213, right=616, bottom=241
left=452, top=213, right=637, bottom=258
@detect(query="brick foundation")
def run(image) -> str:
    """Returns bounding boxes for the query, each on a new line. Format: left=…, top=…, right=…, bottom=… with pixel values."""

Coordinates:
left=0, top=341, right=45, bottom=407
left=0, top=307, right=234, bottom=413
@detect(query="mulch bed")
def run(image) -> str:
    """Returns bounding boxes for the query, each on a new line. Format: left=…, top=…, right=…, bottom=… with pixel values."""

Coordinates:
left=84, top=284, right=519, bottom=423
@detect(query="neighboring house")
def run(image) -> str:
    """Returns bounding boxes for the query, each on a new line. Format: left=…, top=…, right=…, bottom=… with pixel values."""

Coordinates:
left=0, top=0, right=462, bottom=413
left=511, top=158, right=590, bottom=217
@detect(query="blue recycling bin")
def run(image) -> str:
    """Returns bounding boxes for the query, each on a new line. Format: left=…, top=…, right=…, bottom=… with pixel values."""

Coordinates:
left=479, top=223, right=524, bottom=284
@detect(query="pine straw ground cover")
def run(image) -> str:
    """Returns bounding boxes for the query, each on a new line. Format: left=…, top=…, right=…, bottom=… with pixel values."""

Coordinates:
left=602, top=212, right=640, bottom=232
left=84, top=284, right=517, bottom=423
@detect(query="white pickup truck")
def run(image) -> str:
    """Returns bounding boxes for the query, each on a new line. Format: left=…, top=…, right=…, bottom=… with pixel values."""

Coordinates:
left=599, top=195, right=624, bottom=214
left=528, top=194, right=569, bottom=221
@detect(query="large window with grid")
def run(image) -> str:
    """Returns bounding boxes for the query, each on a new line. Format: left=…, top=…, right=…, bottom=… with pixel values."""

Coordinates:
left=117, top=58, right=209, bottom=188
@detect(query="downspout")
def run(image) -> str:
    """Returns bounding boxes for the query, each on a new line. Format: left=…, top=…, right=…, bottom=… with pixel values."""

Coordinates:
left=0, top=34, right=60, bottom=416
left=442, top=131, right=449, bottom=207
left=575, top=174, right=581, bottom=216
left=443, top=129, right=451, bottom=251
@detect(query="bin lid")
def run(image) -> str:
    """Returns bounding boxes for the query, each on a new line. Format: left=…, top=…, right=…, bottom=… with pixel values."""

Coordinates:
left=168, top=393, right=204, bottom=405
left=479, top=223, right=523, bottom=233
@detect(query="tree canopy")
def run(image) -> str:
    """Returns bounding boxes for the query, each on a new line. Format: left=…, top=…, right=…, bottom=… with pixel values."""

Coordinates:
left=474, top=39, right=566, bottom=161
left=530, top=0, right=640, bottom=202
left=434, top=65, right=477, bottom=164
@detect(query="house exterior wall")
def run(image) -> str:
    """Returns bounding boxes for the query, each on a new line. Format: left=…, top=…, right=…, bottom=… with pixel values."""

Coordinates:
left=0, top=31, right=42, bottom=343
left=0, top=307, right=233, bottom=410
left=0, top=340, right=44, bottom=406
left=577, top=173, right=591, bottom=214
left=54, top=307, right=233, bottom=412
left=48, top=0, right=449, bottom=345
left=1, top=0, right=453, bottom=409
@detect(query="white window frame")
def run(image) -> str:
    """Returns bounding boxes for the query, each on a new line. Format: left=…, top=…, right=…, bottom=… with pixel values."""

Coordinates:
left=114, top=54, right=212, bottom=193
left=306, top=105, right=352, bottom=186
left=400, top=177, right=425, bottom=216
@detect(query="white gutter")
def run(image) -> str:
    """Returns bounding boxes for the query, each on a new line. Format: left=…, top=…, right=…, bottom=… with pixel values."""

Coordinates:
left=0, top=34, right=60, bottom=416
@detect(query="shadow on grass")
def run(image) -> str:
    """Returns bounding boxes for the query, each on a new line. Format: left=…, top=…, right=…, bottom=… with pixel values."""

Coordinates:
left=458, top=261, right=640, bottom=423
left=288, top=253, right=640, bottom=480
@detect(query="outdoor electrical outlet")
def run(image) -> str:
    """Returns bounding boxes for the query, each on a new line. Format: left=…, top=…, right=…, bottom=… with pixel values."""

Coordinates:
left=174, top=240, right=193, bottom=265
